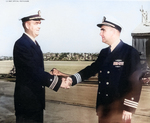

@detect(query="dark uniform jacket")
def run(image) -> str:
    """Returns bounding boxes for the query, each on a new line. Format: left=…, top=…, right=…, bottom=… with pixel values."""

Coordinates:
left=71, top=41, right=142, bottom=113
left=13, top=33, right=61, bottom=115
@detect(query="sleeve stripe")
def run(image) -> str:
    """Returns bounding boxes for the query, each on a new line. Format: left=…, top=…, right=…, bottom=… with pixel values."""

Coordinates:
left=124, top=99, right=138, bottom=109
left=124, top=102, right=138, bottom=109
left=74, top=73, right=82, bottom=83
left=49, top=76, right=58, bottom=90
left=124, top=99, right=138, bottom=105
left=124, top=102, right=138, bottom=107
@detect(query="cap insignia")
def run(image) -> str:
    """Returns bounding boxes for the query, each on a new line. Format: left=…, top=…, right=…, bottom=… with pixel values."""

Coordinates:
left=38, top=10, right=41, bottom=17
left=102, top=16, right=106, bottom=22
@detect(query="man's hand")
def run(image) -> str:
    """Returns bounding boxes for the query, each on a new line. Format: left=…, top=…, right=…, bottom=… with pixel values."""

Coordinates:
left=50, top=68, right=60, bottom=75
left=50, top=68, right=69, bottom=77
left=122, top=110, right=132, bottom=123
left=60, top=77, right=72, bottom=89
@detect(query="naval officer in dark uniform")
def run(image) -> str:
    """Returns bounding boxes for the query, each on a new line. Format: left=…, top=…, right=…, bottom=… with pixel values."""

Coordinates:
left=13, top=10, right=71, bottom=123
left=51, top=16, right=142, bottom=123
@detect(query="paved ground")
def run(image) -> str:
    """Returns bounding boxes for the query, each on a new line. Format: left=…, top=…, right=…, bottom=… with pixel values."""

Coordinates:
left=0, top=80, right=150, bottom=123
left=0, top=80, right=97, bottom=123
left=0, top=96, right=97, bottom=123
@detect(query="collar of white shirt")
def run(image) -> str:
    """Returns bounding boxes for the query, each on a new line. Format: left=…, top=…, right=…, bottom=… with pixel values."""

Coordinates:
left=24, top=32, right=36, bottom=44
left=110, top=40, right=120, bottom=52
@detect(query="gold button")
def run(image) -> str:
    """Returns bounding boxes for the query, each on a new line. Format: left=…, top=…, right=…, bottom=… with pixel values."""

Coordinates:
left=106, top=82, right=109, bottom=85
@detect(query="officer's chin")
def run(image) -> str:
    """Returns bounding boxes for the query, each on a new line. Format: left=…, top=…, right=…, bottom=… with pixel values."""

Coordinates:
left=35, top=33, right=39, bottom=37
left=102, top=40, right=108, bottom=44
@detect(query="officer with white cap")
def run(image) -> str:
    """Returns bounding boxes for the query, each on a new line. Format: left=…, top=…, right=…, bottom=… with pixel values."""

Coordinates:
left=51, top=15, right=142, bottom=123
left=96, top=15, right=123, bottom=49
left=97, top=15, right=122, bottom=32
left=13, top=10, right=71, bottom=123
left=21, top=10, right=45, bottom=22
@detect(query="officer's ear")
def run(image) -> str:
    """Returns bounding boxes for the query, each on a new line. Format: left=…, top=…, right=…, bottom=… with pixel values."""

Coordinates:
left=114, top=28, right=121, bottom=36
left=25, top=22, right=29, bottom=30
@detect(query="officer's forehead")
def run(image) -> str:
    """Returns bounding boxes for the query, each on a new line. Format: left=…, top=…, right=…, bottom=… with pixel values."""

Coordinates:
left=26, top=20, right=41, bottom=24
left=100, top=25, right=114, bottom=30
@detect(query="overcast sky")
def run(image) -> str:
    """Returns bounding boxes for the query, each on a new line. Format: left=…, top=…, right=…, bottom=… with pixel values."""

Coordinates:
left=0, top=0, right=150, bottom=56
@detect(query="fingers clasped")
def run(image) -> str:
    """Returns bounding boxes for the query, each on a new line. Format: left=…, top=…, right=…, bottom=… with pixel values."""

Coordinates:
left=50, top=68, right=72, bottom=89
left=122, top=110, right=132, bottom=123
left=61, top=77, right=72, bottom=89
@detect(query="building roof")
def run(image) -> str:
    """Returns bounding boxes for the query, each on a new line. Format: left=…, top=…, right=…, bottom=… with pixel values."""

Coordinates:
left=131, top=23, right=150, bottom=36
left=131, top=10, right=150, bottom=36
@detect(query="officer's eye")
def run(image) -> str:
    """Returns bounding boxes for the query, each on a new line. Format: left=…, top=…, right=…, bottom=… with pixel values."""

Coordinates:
left=101, top=29, right=105, bottom=32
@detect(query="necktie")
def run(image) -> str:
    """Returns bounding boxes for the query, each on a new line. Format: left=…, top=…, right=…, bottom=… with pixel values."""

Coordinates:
left=108, top=46, right=111, bottom=53
left=35, top=41, right=38, bottom=46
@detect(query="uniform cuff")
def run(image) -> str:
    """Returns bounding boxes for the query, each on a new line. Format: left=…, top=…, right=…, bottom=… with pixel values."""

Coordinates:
left=49, top=76, right=62, bottom=92
left=123, top=98, right=138, bottom=113
left=70, top=73, right=82, bottom=86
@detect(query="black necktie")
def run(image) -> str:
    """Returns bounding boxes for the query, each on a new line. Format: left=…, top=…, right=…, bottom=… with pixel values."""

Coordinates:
left=108, top=46, right=111, bottom=53
left=35, top=41, right=39, bottom=46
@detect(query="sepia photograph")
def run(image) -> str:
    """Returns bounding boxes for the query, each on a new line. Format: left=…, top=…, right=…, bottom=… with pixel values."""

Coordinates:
left=0, top=0, right=150, bottom=123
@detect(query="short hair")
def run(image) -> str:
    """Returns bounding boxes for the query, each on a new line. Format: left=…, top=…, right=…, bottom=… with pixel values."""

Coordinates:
left=22, top=22, right=27, bottom=30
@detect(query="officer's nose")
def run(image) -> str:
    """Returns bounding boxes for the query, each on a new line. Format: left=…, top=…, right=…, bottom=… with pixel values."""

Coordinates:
left=38, top=24, right=41, bottom=29
left=100, top=31, right=103, bottom=36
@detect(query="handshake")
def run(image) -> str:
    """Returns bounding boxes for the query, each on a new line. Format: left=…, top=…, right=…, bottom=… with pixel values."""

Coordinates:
left=50, top=68, right=72, bottom=89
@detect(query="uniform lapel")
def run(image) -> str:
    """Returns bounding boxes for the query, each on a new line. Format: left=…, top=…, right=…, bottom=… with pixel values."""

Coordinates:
left=103, top=41, right=124, bottom=64
left=30, top=39, right=44, bottom=68
left=111, top=41, right=124, bottom=54
left=110, top=41, right=124, bottom=60
left=20, top=34, right=44, bottom=69
left=23, top=34, right=43, bottom=58
left=31, top=41, right=43, bottom=57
